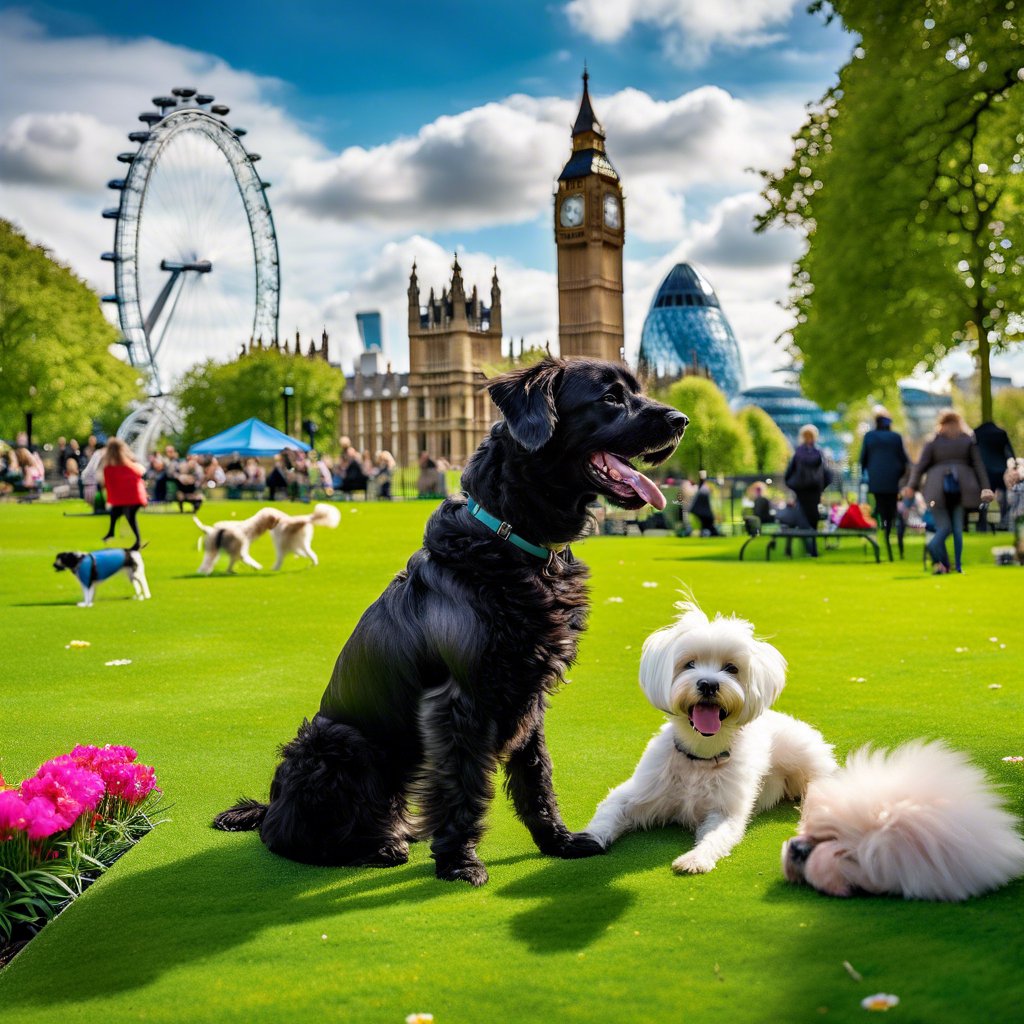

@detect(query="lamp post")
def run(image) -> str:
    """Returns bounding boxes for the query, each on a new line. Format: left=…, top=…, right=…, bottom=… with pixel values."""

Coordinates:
left=280, top=386, right=294, bottom=434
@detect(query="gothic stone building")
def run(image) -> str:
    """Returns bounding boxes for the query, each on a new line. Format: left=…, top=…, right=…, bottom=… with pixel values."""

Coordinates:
left=340, top=258, right=502, bottom=467
left=340, top=72, right=623, bottom=465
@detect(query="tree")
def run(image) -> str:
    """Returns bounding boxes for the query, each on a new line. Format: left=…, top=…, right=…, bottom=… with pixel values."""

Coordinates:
left=659, top=376, right=752, bottom=478
left=736, top=405, right=791, bottom=475
left=758, top=0, right=1024, bottom=421
left=175, top=349, right=346, bottom=451
left=0, top=220, right=142, bottom=441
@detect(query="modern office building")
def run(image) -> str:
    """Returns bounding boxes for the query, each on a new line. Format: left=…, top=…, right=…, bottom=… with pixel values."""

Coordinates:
left=637, top=263, right=746, bottom=399
left=737, top=385, right=843, bottom=462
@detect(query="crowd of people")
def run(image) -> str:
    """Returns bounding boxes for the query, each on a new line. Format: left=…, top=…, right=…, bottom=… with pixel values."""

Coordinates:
left=3, top=408, right=1020, bottom=572
left=0, top=430, right=454, bottom=509
left=681, top=408, right=1017, bottom=573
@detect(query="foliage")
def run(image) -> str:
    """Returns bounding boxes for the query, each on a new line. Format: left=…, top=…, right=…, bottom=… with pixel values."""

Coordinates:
left=759, top=1, right=1024, bottom=419
left=0, top=220, right=142, bottom=442
left=175, top=349, right=346, bottom=452
left=735, top=405, right=791, bottom=475
left=658, top=376, right=752, bottom=477
left=953, top=383, right=1024, bottom=452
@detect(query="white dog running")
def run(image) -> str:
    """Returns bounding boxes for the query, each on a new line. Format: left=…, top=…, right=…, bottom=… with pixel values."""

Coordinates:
left=585, top=601, right=835, bottom=874
left=782, top=740, right=1024, bottom=900
left=194, top=503, right=341, bottom=574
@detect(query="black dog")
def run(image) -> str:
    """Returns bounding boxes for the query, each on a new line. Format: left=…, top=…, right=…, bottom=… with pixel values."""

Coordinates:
left=213, top=357, right=687, bottom=885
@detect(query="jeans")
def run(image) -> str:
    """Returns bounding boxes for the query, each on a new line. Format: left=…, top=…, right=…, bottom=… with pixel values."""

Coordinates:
left=927, top=503, right=964, bottom=570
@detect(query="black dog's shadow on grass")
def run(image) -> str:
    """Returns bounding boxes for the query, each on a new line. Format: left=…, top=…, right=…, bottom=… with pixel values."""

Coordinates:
left=495, top=829, right=683, bottom=954
left=1, top=830, right=680, bottom=1006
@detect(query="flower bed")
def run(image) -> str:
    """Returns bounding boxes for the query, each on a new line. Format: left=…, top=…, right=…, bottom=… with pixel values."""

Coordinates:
left=0, top=744, right=164, bottom=967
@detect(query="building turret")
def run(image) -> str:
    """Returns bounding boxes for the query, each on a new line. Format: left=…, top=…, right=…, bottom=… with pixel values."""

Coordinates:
left=490, top=267, right=502, bottom=336
left=408, top=262, right=421, bottom=332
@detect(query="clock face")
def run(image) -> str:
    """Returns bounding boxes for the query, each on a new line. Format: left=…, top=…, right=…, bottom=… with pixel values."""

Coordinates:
left=560, top=194, right=585, bottom=228
left=603, top=193, right=621, bottom=229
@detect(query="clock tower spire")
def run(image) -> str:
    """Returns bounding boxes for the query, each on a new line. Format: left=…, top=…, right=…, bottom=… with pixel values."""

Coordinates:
left=555, top=69, right=625, bottom=364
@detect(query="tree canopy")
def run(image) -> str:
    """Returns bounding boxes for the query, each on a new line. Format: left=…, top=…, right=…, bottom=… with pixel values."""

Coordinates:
left=659, top=376, right=753, bottom=478
left=759, top=0, right=1024, bottom=420
left=175, top=349, right=346, bottom=451
left=735, top=404, right=791, bottom=475
left=0, top=220, right=142, bottom=441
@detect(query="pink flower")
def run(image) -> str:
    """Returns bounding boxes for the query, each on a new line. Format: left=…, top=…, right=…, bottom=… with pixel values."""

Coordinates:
left=20, top=760, right=104, bottom=831
left=0, top=789, right=29, bottom=837
left=104, top=763, right=158, bottom=805
left=22, top=796, right=64, bottom=840
left=70, top=744, right=138, bottom=772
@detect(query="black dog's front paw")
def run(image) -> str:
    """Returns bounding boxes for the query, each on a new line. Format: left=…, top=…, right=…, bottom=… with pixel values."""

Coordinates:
left=435, top=855, right=489, bottom=886
left=539, top=830, right=607, bottom=859
left=358, top=840, right=410, bottom=868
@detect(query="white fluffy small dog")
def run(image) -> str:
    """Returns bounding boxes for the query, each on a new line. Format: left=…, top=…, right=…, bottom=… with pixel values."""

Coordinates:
left=782, top=741, right=1024, bottom=900
left=194, top=503, right=341, bottom=574
left=585, top=601, right=836, bottom=874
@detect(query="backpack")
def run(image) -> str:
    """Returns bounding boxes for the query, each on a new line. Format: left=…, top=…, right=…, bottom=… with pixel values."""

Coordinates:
left=787, top=448, right=827, bottom=492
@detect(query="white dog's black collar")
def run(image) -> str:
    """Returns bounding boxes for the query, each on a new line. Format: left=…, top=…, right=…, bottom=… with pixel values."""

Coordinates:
left=674, top=737, right=730, bottom=763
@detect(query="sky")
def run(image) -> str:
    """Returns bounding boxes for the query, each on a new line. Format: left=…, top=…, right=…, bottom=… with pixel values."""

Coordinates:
left=2, top=0, right=1020, bottom=390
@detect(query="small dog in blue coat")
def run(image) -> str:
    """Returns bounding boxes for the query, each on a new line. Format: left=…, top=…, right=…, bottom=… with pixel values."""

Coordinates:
left=53, top=548, right=151, bottom=607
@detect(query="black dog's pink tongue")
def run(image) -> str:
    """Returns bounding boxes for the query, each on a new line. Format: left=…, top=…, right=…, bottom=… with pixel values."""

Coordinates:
left=691, top=704, right=722, bottom=736
left=599, top=453, right=667, bottom=510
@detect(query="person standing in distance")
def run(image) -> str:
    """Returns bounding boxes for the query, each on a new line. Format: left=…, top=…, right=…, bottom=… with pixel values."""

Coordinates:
left=859, top=405, right=910, bottom=560
left=905, top=410, right=993, bottom=575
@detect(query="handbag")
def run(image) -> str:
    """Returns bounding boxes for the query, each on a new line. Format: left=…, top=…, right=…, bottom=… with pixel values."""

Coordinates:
left=942, top=469, right=961, bottom=496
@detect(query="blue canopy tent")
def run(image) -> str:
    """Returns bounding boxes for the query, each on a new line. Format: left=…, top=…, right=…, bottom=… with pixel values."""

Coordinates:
left=187, top=418, right=310, bottom=457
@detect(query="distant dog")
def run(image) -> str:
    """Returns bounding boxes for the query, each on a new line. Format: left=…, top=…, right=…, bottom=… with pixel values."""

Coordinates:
left=782, top=740, right=1024, bottom=900
left=53, top=549, right=151, bottom=607
left=193, top=503, right=341, bottom=574
left=585, top=602, right=836, bottom=874
left=213, top=357, right=688, bottom=885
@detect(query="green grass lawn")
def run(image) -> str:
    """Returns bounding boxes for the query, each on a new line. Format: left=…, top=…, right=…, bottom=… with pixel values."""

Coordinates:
left=1, top=500, right=1022, bottom=1023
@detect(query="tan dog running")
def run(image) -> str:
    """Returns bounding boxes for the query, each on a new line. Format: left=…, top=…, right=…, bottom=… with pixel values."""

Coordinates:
left=194, top=504, right=341, bottom=574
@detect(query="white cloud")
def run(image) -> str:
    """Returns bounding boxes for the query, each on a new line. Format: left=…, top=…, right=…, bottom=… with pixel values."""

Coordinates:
left=564, top=0, right=801, bottom=63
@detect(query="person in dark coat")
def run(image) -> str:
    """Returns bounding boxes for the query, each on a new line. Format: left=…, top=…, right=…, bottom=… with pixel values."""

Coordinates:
left=687, top=471, right=720, bottom=536
left=973, top=420, right=1015, bottom=531
left=783, top=424, right=829, bottom=557
left=905, top=410, right=994, bottom=574
left=859, top=405, right=910, bottom=560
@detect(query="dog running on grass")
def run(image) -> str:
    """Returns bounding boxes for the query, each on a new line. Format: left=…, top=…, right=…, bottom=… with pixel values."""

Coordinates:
left=53, top=548, right=151, bottom=607
left=194, top=503, right=341, bottom=574
left=213, top=357, right=688, bottom=885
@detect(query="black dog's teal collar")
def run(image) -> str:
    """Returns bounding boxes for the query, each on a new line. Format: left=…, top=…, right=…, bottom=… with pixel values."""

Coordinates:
left=674, top=737, right=730, bottom=764
left=464, top=493, right=558, bottom=561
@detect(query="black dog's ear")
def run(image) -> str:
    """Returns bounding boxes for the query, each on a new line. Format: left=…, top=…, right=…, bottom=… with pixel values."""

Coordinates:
left=486, top=359, right=564, bottom=452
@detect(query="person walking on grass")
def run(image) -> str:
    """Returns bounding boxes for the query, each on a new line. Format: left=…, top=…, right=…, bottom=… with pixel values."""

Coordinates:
left=859, top=405, right=910, bottom=560
left=905, top=410, right=993, bottom=575
left=101, top=437, right=148, bottom=550
left=784, top=424, right=830, bottom=558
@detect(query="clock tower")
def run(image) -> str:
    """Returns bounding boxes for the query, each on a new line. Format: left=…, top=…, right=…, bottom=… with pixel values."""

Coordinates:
left=555, top=70, right=625, bottom=364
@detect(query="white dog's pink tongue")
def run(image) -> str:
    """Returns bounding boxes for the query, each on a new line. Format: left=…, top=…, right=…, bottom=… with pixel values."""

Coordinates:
left=598, top=453, right=666, bottom=510
left=691, top=703, right=722, bottom=736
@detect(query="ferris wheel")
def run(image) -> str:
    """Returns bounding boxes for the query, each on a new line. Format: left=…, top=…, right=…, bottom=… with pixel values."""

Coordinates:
left=101, top=86, right=280, bottom=455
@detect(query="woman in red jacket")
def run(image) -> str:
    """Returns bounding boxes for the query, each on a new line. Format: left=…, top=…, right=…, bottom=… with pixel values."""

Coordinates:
left=101, top=437, right=148, bottom=550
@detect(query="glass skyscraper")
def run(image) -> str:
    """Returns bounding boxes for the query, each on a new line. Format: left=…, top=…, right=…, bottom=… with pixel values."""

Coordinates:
left=638, top=263, right=745, bottom=398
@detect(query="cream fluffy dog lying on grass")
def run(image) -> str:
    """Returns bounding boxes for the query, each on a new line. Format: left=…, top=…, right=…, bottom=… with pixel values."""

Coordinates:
left=782, top=741, right=1024, bottom=900
left=585, top=601, right=835, bottom=874
left=194, top=503, right=341, bottom=574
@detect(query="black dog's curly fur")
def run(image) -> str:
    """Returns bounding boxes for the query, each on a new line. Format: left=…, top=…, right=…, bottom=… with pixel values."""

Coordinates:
left=213, top=357, right=687, bottom=884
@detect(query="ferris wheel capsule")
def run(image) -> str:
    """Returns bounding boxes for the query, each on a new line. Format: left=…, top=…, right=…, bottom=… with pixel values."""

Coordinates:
left=117, top=152, right=136, bottom=163
left=152, top=96, right=177, bottom=108
left=195, top=94, right=214, bottom=105
left=139, top=112, right=162, bottom=125
left=210, top=104, right=230, bottom=115
left=128, top=130, right=152, bottom=143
